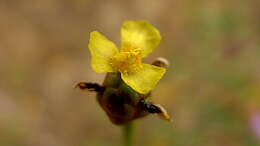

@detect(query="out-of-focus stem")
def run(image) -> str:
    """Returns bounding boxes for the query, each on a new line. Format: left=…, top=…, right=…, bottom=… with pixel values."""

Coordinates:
left=123, top=122, right=134, bottom=146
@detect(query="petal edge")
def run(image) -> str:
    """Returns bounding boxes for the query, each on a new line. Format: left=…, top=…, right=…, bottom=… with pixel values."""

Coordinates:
left=88, top=31, right=118, bottom=73
left=121, top=20, right=161, bottom=57
left=121, top=64, right=166, bottom=94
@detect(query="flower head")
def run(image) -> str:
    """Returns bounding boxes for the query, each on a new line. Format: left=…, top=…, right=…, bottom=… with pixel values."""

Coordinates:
left=88, top=20, right=166, bottom=94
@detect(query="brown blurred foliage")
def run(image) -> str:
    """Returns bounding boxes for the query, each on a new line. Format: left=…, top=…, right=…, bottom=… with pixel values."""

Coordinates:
left=0, top=0, right=260, bottom=146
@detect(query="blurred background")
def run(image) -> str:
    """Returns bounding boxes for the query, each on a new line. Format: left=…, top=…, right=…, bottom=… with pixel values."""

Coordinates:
left=0, top=0, right=260, bottom=146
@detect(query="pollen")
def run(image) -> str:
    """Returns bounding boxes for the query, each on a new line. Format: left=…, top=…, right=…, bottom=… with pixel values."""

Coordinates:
left=110, top=48, right=142, bottom=74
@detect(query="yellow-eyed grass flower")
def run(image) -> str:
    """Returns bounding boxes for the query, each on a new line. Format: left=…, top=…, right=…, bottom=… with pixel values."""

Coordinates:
left=89, top=20, right=165, bottom=94
left=76, top=20, right=171, bottom=146
left=75, top=20, right=171, bottom=125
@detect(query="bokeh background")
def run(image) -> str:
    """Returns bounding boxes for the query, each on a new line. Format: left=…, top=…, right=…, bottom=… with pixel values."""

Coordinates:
left=1, top=0, right=260, bottom=146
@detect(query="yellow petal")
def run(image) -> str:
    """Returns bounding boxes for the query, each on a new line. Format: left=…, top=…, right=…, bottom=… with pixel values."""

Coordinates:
left=88, top=31, right=118, bottom=73
left=121, top=20, right=161, bottom=57
left=121, top=64, right=165, bottom=94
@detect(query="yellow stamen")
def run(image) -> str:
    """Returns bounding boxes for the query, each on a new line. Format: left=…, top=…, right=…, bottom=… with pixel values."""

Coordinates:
left=110, top=48, right=142, bottom=74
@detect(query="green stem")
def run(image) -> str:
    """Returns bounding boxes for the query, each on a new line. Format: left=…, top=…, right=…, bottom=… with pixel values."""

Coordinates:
left=123, top=122, right=134, bottom=146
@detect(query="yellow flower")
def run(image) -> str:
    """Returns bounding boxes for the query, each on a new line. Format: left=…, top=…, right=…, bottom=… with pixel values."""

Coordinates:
left=88, top=20, right=166, bottom=94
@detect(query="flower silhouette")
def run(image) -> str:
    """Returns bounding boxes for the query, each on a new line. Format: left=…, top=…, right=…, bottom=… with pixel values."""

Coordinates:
left=88, top=20, right=166, bottom=94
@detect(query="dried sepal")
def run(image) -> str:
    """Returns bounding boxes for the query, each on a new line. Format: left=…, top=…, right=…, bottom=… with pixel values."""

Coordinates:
left=153, top=104, right=172, bottom=122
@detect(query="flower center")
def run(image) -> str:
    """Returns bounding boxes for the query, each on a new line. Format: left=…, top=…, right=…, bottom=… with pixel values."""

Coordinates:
left=110, top=48, right=142, bottom=74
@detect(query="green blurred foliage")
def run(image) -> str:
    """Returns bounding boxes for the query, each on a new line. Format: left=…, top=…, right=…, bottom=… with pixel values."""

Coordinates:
left=0, top=0, right=260, bottom=146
